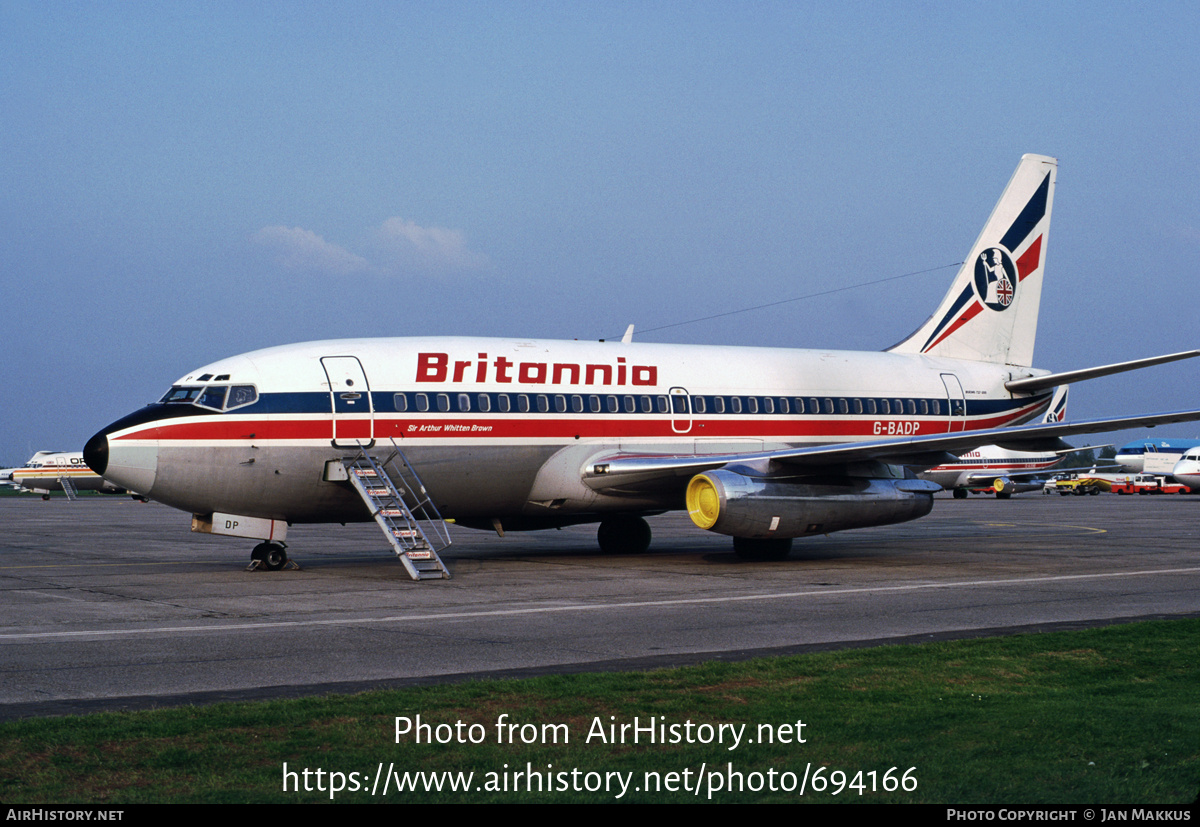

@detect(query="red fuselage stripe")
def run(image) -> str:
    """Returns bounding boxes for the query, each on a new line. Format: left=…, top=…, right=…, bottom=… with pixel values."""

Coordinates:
left=112, top=407, right=1043, bottom=442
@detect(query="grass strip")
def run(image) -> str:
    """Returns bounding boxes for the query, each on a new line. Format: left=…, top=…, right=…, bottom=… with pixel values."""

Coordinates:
left=2, top=618, right=1197, bottom=804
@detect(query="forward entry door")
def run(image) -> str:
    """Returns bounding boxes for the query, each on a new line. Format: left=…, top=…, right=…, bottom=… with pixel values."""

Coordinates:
left=321, top=356, right=374, bottom=448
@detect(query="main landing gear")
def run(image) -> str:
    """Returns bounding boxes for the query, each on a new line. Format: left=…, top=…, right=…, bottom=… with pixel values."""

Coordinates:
left=597, top=515, right=652, bottom=554
left=248, top=541, right=294, bottom=572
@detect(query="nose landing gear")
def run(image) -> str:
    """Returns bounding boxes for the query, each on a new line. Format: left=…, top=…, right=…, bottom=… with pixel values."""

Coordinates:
left=248, top=541, right=295, bottom=571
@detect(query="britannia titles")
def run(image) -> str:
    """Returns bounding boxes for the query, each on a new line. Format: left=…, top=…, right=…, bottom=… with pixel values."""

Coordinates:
left=416, top=352, right=658, bottom=387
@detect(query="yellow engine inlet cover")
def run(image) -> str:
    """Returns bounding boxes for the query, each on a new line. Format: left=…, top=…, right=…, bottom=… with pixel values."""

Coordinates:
left=686, top=474, right=721, bottom=529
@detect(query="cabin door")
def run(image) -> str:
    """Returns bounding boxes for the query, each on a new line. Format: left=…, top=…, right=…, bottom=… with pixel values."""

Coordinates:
left=670, top=387, right=693, bottom=434
left=940, top=373, right=967, bottom=432
left=321, top=356, right=375, bottom=448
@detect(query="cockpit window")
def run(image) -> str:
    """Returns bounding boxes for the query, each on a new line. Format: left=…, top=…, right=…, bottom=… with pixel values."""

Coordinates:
left=226, top=385, right=258, bottom=409
left=196, top=386, right=228, bottom=410
left=158, top=384, right=257, bottom=411
left=161, top=386, right=203, bottom=404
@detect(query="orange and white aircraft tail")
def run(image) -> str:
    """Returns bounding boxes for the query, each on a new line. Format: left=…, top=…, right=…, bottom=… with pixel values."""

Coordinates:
left=889, top=153, right=1056, bottom=367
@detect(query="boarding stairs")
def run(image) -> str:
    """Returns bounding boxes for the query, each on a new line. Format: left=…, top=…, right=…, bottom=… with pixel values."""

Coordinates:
left=343, top=440, right=451, bottom=580
left=58, top=476, right=78, bottom=501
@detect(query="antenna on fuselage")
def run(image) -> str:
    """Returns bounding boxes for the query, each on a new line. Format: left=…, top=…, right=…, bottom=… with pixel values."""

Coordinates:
left=621, top=324, right=634, bottom=344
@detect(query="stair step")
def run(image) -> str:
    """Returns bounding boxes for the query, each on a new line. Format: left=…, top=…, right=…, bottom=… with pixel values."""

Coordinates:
left=342, top=441, right=451, bottom=582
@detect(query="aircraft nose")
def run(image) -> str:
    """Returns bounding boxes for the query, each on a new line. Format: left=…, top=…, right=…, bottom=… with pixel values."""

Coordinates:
left=84, top=429, right=109, bottom=476
left=83, top=411, right=160, bottom=496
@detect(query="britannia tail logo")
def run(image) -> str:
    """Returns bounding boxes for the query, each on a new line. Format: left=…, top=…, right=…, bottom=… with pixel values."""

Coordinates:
left=973, top=247, right=1017, bottom=311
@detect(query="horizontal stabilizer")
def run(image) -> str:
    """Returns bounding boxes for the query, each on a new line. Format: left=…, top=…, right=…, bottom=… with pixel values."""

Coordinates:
left=1005, top=350, right=1199, bottom=394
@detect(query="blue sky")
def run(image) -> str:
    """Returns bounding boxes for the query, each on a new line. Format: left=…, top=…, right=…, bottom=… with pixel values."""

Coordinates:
left=3, top=1, right=1198, bottom=462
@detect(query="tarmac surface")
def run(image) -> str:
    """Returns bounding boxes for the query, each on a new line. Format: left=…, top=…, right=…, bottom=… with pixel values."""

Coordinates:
left=1, top=493, right=1197, bottom=719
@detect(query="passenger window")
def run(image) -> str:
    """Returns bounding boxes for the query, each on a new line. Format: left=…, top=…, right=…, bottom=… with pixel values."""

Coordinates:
left=394, top=393, right=408, bottom=412
left=640, top=396, right=652, bottom=413
left=416, top=393, right=430, bottom=412
left=518, top=394, right=530, bottom=413
left=823, top=398, right=834, bottom=415
left=931, top=399, right=940, bottom=415
left=879, top=399, right=890, bottom=414
left=498, top=394, right=511, bottom=412
left=905, top=399, right=916, bottom=415
left=794, top=398, right=805, bottom=414
left=477, top=394, right=491, bottom=412
left=748, top=397, right=760, bottom=414
left=714, top=397, right=726, bottom=413
left=866, top=399, right=877, bottom=415
left=588, top=395, right=600, bottom=412
left=458, top=393, right=471, bottom=412
left=731, top=397, right=743, bottom=414
left=809, top=398, right=819, bottom=414
left=606, top=395, right=619, bottom=412
left=624, top=395, right=636, bottom=412
left=537, top=395, right=550, bottom=413
left=693, top=396, right=706, bottom=414
left=852, top=399, right=863, bottom=415
left=437, top=394, right=451, bottom=412
left=837, top=399, right=849, bottom=415
left=918, top=399, right=928, bottom=416
left=656, top=395, right=669, bottom=413
left=554, top=395, right=567, bottom=413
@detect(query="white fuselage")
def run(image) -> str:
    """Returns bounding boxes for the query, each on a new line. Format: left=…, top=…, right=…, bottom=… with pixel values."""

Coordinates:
left=90, top=336, right=1052, bottom=525
left=9, top=451, right=123, bottom=495
left=1172, top=449, right=1200, bottom=489
left=920, top=445, right=1062, bottom=491
left=1114, top=439, right=1200, bottom=473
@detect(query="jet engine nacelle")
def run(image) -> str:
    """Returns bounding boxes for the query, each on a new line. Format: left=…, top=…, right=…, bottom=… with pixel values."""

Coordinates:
left=685, top=469, right=940, bottom=539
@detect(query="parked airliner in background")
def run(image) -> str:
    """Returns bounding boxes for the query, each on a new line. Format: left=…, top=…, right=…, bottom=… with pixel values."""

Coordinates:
left=1115, top=438, right=1200, bottom=474
left=84, top=155, right=1200, bottom=574
left=920, top=385, right=1078, bottom=498
left=8, top=451, right=128, bottom=500
left=1171, top=448, right=1200, bottom=490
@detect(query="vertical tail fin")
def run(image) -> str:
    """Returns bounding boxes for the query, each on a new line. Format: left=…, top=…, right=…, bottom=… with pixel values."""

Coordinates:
left=889, top=154, right=1056, bottom=366
left=1043, top=384, right=1068, bottom=423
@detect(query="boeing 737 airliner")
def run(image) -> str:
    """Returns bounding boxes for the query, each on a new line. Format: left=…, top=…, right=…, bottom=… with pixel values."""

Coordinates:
left=84, top=155, right=1200, bottom=573
left=7, top=451, right=127, bottom=500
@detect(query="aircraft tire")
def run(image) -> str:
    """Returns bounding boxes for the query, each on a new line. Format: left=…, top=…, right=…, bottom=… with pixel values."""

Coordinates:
left=952, top=488, right=968, bottom=499
left=597, top=516, right=652, bottom=554
left=996, top=492, right=1012, bottom=499
left=262, top=544, right=288, bottom=571
left=252, top=541, right=289, bottom=571
left=733, top=537, right=793, bottom=561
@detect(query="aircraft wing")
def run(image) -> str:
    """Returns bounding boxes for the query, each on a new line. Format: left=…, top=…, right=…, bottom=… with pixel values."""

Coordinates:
left=583, top=408, right=1200, bottom=491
